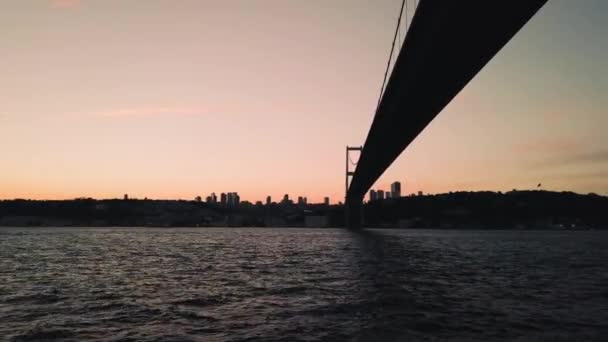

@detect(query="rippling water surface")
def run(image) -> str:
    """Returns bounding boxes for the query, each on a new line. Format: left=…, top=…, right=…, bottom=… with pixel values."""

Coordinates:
left=1, top=228, right=607, bottom=341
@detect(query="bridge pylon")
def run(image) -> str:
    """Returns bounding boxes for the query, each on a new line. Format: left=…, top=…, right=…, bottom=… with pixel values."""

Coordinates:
left=345, top=146, right=363, bottom=229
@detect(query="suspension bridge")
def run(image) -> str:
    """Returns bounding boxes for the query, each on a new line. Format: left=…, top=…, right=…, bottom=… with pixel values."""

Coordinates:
left=345, top=0, right=549, bottom=228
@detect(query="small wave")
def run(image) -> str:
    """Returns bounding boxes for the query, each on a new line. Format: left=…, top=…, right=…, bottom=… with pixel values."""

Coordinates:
left=270, top=285, right=309, bottom=295
left=10, top=325, right=74, bottom=342
left=172, top=297, right=226, bottom=307
left=174, top=310, right=220, bottom=322
left=100, top=306, right=166, bottom=325
left=92, top=292, right=121, bottom=301
left=83, top=302, right=136, bottom=313
left=3, top=292, right=64, bottom=305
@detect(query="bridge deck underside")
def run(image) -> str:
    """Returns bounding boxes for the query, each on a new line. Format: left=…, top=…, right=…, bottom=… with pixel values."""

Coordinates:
left=346, top=0, right=548, bottom=216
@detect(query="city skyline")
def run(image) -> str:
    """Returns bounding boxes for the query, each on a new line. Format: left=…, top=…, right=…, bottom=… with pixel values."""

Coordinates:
left=1, top=0, right=607, bottom=202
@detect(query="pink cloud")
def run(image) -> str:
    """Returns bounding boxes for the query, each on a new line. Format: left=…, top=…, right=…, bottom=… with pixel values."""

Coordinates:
left=516, top=136, right=608, bottom=169
left=86, top=103, right=277, bottom=119
left=91, top=106, right=209, bottom=118
left=512, top=136, right=585, bottom=155
left=52, top=0, right=81, bottom=8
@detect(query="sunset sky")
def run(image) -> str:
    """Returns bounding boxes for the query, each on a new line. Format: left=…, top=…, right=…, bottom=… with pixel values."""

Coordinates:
left=1, top=0, right=606, bottom=202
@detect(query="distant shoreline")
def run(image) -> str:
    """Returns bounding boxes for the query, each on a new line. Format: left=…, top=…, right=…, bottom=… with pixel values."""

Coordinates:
left=0, top=225, right=602, bottom=231
left=1, top=190, right=607, bottom=230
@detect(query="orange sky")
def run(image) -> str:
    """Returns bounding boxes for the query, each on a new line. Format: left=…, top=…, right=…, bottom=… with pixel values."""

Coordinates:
left=1, top=0, right=607, bottom=203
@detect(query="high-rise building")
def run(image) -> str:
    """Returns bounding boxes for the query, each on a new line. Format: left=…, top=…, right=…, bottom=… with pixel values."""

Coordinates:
left=266, top=196, right=272, bottom=206
left=282, top=194, right=289, bottom=204
left=297, top=196, right=304, bottom=205
left=369, top=190, right=377, bottom=202
left=220, top=192, right=227, bottom=206
left=211, top=192, right=217, bottom=204
left=225, top=192, right=240, bottom=207
left=391, top=181, right=402, bottom=198
left=324, top=197, right=330, bottom=206
left=206, top=196, right=213, bottom=203
left=386, top=192, right=392, bottom=199
left=377, top=190, right=385, bottom=200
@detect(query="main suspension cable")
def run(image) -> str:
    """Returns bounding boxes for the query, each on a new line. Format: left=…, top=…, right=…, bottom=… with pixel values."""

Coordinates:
left=375, top=0, right=407, bottom=114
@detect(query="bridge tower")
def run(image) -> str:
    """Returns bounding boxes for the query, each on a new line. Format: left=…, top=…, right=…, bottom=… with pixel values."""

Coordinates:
left=345, top=146, right=363, bottom=228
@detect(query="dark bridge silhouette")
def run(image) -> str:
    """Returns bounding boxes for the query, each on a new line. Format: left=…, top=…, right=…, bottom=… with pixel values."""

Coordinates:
left=346, top=0, right=549, bottom=228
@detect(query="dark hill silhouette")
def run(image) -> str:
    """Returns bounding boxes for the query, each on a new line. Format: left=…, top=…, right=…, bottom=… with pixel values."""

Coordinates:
left=0, top=191, right=606, bottom=228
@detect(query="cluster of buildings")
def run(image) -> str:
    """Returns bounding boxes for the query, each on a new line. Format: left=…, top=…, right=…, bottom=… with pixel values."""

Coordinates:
left=195, top=192, right=331, bottom=208
left=278, top=194, right=329, bottom=206
left=192, top=182, right=407, bottom=208
left=369, top=181, right=402, bottom=202
left=195, top=192, right=241, bottom=207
